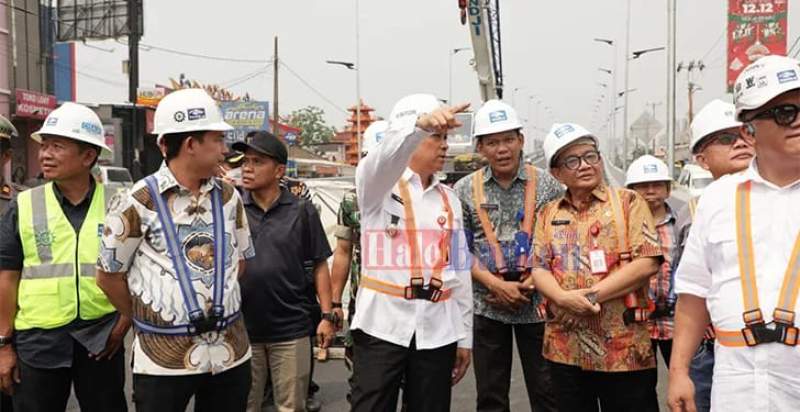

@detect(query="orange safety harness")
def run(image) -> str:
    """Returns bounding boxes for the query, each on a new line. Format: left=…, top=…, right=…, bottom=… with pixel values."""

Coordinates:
left=359, top=178, right=454, bottom=303
left=471, top=165, right=538, bottom=281
left=714, top=181, right=799, bottom=347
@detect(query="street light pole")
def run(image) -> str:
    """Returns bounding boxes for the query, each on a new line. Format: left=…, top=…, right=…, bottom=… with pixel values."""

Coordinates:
left=355, top=0, right=362, bottom=158
left=594, top=38, right=617, bottom=159
left=623, top=0, right=632, bottom=170
left=667, top=0, right=678, bottom=177
left=449, top=47, right=470, bottom=105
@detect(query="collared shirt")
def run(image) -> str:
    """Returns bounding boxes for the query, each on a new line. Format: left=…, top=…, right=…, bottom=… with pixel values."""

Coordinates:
left=453, top=161, right=563, bottom=324
left=98, top=165, right=255, bottom=376
left=0, top=178, right=117, bottom=369
left=533, top=184, right=663, bottom=372
left=240, top=188, right=332, bottom=343
left=352, top=114, right=473, bottom=350
left=675, top=160, right=800, bottom=411
left=334, top=189, right=361, bottom=304
left=649, top=205, right=678, bottom=340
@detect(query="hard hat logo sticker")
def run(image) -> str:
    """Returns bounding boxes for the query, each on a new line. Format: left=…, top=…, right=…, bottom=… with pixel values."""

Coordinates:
left=554, top=124, right=575, bottom=138
left=375, top=131, right=385, bottom=143
left=187, top=108, right=207, bottom=121
left=45, top=117, right=58, bottom=126
left=174, top=111, right=186, bottom=122
left=489, top=110, right=507, bottom=123
left=643, top=164, right=658, bottom=173
left=81, top=122, right=102, bottom=136
left=777, top=69, right=798, bottom=84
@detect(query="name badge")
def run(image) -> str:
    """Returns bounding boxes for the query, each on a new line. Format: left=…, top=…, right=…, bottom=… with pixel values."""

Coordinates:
left=589, top=249, right=608, bottom=275
left=551, top=219, right=571, bottom=226
left=480, top=203, right=498, bottom=211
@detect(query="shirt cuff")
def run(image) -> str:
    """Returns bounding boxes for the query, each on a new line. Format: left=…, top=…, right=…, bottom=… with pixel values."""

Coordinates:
left=458, top=331, right=473, bottom=349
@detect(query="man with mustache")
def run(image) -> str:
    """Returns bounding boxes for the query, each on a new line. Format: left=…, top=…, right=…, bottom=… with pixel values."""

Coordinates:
left=453, top=99, right=561, bottom=412
left=669, top=55, right=800, bottom=411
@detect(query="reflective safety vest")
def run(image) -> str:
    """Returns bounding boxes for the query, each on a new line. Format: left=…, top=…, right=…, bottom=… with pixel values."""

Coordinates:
left=15, top=182, right=115, bottom=330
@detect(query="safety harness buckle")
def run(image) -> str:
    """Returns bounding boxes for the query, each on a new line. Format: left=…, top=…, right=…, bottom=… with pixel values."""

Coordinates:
left=741, top=321, right=799, bottom=347
left=622, top=307, right=650, bottom=326
left=403, top=277, right=444, bottom=302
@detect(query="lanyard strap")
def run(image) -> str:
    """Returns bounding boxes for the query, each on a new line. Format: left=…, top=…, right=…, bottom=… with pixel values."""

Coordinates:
left=471, top=165, right=538, bottom=272
left=397, top=179, right=452, bottom=283
left=144, top=176, right=226, bottom=320
left=736, top=181, right=800, bottom=326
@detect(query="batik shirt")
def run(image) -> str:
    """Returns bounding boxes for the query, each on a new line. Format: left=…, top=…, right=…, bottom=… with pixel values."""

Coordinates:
left=454, top=162, right=563, bottom=324
left=649, top=205, right=678, bottom=340
left=98, top=164, right=256, bottom=376
left=533, top=184, right=662, bottom=372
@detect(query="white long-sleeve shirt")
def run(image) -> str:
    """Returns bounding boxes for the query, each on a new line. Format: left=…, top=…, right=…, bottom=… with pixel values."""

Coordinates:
left=351, top=113, right=473, bottom=350
left=675, top=160, right=800, bottom=411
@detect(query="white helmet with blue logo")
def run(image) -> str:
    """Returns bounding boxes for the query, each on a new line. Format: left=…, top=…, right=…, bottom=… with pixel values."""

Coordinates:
left=31, top=102, right=110, bottom=151
left=543, top=122, right=597, bottom=168
left=734, top=55, right=800, bottom=120
left=361, top=120, right=389, bottom=154
left=474, top=99, right=523, bottom=137
left=625, top=154, right=671, bottom=187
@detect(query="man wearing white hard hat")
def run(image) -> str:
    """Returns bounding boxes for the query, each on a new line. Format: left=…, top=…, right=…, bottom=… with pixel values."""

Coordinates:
left=0, top=103, right=128, bottom=411
left=625, top=155, right=678, bottom=370
left=525, top=123, right=662, bottom=411
left=453, top=100, right=560, bottom=412
left=330, top=120, right=388, bottom=402
left=668, top=98, right=754, bottom=412
left=350, top=94, right=473, bottom=411
left=95, top=88, right=256, bottom=411
left=669, top=55, right=800, bottom=412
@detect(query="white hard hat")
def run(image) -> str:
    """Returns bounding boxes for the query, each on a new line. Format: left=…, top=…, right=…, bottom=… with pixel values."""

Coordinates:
left=690, top=99, right=742, bottom=153
left=31, top=102, right=109, bottom=151
left=474, top=99, right=522, bottom=137
left=734, top=55, right=800, bottom=120
left=543, top=123, right=597, bottom=168
left=625, top=155, right=671, bottom=187
left=361, top=120, right=389, bottom=154
left=389, top=94, right=443, bottom=124
left=153, top=88, right=233, bottom=140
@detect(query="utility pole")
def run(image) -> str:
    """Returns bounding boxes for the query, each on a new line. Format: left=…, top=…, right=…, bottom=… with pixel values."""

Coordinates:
left=128, top=0, right=140, bottom=176
left=355, top=0, right=362, bottom=158
left=666, top=0, right=677, bottom=178
left=273, top=36, right=280, bottom=138
left=623, top=0, right=632, bottom=169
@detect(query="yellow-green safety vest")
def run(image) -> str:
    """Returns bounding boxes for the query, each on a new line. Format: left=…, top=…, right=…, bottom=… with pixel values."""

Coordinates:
left=15, top=181, right=115, bottom=330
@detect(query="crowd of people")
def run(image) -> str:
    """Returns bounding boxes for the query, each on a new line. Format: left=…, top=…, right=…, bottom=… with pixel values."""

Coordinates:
left=0, top=54, right=797, bottom=412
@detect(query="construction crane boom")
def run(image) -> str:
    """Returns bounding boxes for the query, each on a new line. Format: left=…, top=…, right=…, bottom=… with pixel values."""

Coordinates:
left=459, top=0, right=504, bottom=101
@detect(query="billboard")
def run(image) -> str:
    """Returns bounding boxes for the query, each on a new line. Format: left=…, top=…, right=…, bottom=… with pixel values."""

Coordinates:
left=220, top=101, right=270, bottom=144
left=727, top=0, right=788, bottom=91
left=57, top=0, right=143, bottom=42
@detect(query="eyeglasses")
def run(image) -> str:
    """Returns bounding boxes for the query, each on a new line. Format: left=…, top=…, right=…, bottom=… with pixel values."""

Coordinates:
left=751, top=103, right=800, bottom=127
left=559, top=150, right=601, bottom=170
left=699, top=132, right=742, bottom=152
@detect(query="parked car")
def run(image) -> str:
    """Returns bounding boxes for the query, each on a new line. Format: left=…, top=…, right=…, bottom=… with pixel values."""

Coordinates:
left=676, top=164, right=713, bottom=198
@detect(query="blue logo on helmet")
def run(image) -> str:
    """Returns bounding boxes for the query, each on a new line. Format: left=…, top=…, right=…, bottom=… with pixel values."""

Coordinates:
left=80, top=121, right=102, bottom=136
left=643, top=164, right=658, bottom=174
left=554, top=124, right=575, bottom=138
left=777, top=69, right=798, bottom=84
left=489, top=110, right=507, bottom=123
left=375, top=131, right=385, bottom=143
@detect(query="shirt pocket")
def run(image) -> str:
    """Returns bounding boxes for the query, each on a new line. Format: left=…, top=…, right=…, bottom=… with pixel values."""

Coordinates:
left=706, top=226, right=736, bottom=270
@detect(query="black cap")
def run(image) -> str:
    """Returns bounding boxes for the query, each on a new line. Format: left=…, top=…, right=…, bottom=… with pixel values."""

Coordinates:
left=232, top=131, right=288, bottom=165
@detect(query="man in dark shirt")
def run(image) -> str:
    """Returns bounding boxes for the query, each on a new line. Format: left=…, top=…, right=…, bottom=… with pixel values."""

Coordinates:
left=0, top=103, right=128, bottom=412
left=234, top=131, right=335, bottom=412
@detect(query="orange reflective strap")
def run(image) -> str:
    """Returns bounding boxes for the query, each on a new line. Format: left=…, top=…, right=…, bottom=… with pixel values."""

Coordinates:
left=776, top=231, right=800, bottom=323
left=472, top=166, right=539, bottom=274
left=735, top=181, right=762, bottom=325
left=688, top=197, right=698, bottom=220
left=472, top=170, right=506, bottom=272
left=607, top=187, right=630, bottom=259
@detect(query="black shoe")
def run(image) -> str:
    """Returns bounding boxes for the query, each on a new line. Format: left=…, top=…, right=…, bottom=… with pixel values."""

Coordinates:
left=306, top=396, right=322, bottom=412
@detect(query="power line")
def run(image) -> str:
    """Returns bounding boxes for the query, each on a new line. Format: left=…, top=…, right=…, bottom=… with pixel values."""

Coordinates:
left=115, top=39, right=270, bottom=64
left=279, top=60, right=347, bottom=114
left=700, top=29, right=725, bottom=62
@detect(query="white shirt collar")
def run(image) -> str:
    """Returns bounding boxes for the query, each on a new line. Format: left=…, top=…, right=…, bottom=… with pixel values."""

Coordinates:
left=402, top=167, right=443, bottom=192
left=744, top=158, right=800, bottom=191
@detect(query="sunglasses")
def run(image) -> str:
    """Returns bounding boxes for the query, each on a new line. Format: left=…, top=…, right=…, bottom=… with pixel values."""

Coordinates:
left=559, top=150, right=601, bottom=170
left=751, top=103, right=800, bottom=127
left=699, top=132, right=741, bottom=152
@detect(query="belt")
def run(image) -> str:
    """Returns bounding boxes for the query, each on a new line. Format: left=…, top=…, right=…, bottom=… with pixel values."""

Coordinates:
left=360, top=275, right=452, bottom=303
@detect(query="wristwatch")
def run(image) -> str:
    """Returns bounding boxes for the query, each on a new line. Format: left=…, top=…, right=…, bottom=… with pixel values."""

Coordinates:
left=321, top=312, right=339, bottom=323
left=0, top=335, right=13, bottom=348
left=331, top=301, right=343, bottom=309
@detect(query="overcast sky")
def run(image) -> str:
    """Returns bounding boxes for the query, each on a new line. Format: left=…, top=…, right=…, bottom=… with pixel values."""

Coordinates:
left=74, top=0, right=800, bottom=144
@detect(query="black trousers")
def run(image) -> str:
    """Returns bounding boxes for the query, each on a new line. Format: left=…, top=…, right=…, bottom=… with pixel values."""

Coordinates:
left=0, top=393, right=12, bottom=412
left=11, top=341, right=127, bottom=412
left=548, top=361, right=658, bottom=412
left=651, top=338, right=673, bottom=368
left=133, top=360, right=251, bottom=412
left=473, top=316, right=557, bottom=412
left=350, top=330, right=456, bottom=412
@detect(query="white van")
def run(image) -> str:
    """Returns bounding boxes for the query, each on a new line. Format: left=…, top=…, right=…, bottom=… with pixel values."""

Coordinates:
left=677, top=164, right=713, bottom=198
